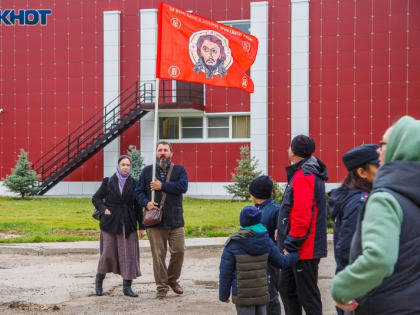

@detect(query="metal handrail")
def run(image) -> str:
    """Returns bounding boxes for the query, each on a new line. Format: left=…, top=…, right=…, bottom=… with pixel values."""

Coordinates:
left=36, top=96, right=139, bottom=179
left=33, top=80, right=204, bottom=189
left=32, top=81, right=142, bottom=170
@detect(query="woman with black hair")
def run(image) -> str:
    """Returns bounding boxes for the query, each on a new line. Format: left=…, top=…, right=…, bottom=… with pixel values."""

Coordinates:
left=92, top=155, right=145, bottom=297
left=328, top=144, right=379, bottom=314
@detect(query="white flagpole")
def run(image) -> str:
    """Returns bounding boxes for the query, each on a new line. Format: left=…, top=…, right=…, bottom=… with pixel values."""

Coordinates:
left=151, top=78, right=159, bottom=203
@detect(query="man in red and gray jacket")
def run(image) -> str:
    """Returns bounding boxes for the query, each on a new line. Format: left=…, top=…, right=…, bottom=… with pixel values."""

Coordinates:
left=276, top=135, right=328, bottom=315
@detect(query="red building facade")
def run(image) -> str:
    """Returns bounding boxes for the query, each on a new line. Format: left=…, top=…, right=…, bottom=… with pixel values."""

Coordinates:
left=0, top=0, right=419, bottom=196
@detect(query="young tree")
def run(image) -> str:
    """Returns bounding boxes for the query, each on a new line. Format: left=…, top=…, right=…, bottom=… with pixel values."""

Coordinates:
left=127, top=145, right=144, bottom=180
left=2, top=149, right=41, bottom=199
left=225, top=145, right=262, bottom=201
left=272, top=180, right=285, bottom=204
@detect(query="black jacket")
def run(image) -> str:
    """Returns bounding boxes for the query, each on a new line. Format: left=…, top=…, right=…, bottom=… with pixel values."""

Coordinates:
left=135, top=164, right=188, bottom=228
left=92, top=174, right=144, bottom=238
left=328, top=186, right=368, bottom=273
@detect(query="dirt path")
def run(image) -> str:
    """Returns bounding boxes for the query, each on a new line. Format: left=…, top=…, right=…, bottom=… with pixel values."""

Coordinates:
left=0, top=247, right=336, bottom=314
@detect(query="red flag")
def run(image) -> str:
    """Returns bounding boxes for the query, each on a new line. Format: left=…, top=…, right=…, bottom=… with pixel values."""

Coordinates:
left=156, top=2, right=258, bottom=93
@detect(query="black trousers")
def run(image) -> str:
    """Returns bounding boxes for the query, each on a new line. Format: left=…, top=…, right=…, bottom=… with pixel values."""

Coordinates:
left=267, top=263, right=281, bottom=315
left=278, top=259, right=322, bottom=315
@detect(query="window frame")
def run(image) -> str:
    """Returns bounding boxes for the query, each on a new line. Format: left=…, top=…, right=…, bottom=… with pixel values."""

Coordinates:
left=207, top=116, right=230, bottom=139
left=159, top=116, right=180, bottom=140
left=180, top=116, right=204, bottom=139
left=157, top=112, right=251, bottom=143
left=232, top=115, right=251, bottom=139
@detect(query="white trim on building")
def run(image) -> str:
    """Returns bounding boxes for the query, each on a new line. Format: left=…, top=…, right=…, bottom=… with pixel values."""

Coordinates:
left=0, top=180, right=340, bottom=197
left=140, top=9, right=158, bottom=167
left=290, top=0, right=310, bottom=138
left=250, top=1, right=269, bottom=174
left=0, top=181, right=235, bottom=198
left=103, top=11, right=121, bottom=177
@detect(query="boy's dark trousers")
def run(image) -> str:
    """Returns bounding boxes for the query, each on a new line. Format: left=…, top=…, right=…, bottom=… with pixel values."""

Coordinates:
left=236, top=304, right=267, bottom=315
left=267, top=263, right=281, bottom=315
left=278, top=259, right=322, bottom=315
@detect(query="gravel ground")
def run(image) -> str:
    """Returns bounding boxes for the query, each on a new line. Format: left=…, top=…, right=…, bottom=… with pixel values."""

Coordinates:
left=0, top=246, right=336, bottom=314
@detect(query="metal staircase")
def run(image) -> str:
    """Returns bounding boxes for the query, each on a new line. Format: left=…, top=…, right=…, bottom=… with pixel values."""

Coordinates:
left=32, top=81, right=154, bottom=195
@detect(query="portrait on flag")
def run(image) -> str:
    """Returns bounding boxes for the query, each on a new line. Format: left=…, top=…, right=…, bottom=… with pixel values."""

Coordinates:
left=156, top=2, right=258, bottom=93
left=190, top=30, right=232, bottom=79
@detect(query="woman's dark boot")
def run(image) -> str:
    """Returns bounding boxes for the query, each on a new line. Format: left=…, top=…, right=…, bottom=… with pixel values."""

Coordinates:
left=123, top=279, right=138, bottom=297
left=95, top=273, right=105, bottom=296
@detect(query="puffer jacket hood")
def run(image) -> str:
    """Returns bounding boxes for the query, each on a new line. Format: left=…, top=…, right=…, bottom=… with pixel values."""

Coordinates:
left=286, top=156, right=329, bottom=182
left=302, top=156, right=329, bottom=181
left=386, top=115, right=420, bottom=163
left=230, top=229, right=273, bottom=256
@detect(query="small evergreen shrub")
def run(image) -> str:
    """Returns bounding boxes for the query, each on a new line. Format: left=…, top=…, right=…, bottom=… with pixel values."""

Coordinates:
left=2, top=149, right=41, bottom=199
left=127, top=145, right=144, bottom=180
left=225, top=146, right=262, bottom=201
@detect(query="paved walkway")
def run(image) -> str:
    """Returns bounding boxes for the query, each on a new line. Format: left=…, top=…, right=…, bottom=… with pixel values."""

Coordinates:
left=0, top=235, right=333, bottom=255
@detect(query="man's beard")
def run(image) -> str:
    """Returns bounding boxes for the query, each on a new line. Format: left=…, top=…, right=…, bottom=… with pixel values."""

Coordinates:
left=157, top=157, right=171, bottom=170
left=204, top=58, right=222, bottom=73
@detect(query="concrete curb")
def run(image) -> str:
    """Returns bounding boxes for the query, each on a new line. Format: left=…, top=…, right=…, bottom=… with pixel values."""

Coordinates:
left=0, top=235, right=333, bottom=256
left=0, top=237, right=229, bottom=256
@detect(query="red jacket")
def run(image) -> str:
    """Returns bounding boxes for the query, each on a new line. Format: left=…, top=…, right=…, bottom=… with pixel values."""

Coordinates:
left=277, top=156, right=328, bottom=260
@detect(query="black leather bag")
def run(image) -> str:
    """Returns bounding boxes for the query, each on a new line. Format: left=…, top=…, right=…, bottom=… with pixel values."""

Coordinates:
left=143, top=164, right=174, bottom=227
left=92, top=208, right=102, bottom=220
left=92, top=177, right=111, bottom=220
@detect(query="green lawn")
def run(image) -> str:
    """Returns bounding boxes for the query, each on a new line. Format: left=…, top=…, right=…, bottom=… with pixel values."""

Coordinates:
left=0, top=197, right=248, bottom=243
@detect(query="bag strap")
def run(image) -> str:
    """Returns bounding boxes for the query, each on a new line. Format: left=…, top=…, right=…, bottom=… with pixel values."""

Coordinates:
left=159, top=163, right=174, bottom=209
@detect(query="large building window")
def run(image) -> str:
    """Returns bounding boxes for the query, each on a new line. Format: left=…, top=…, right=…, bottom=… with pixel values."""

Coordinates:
left=158, top=114, right=250, bottom=142
left=232, top=115, right=250, bottom=138
left=208, top=117, right=229, bottom=138
left=181, top=117, right=203, bottom=138
left=159, top=117, right=179, bottom=139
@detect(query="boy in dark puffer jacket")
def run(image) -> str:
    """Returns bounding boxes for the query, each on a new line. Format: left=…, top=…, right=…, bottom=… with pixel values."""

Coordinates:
left=249, top=175, right=281, bottom=315
left=219, top=206, right=299, bottom=315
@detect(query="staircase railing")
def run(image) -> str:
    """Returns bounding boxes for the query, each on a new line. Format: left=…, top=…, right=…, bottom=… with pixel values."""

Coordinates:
left=32, top=81, right=147, bottom=194
left=32, top=79, right=204, bottom=194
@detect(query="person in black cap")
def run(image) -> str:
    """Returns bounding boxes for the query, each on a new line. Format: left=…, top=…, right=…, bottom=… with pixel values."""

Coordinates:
left=328, top=144, right=379, bottom=315
left=219, top=206, right=299, bottom=315
left=290, top=134, right=316, bottom=159
left=276, top=135, right=328, bottom=315
left=249, top=176, right=281, bottom=315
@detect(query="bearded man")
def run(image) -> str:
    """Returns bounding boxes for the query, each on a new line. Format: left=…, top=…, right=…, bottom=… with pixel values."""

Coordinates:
left=135, top=141, right=188, bottom=298
left=192, top=34, right=227, bottom=79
